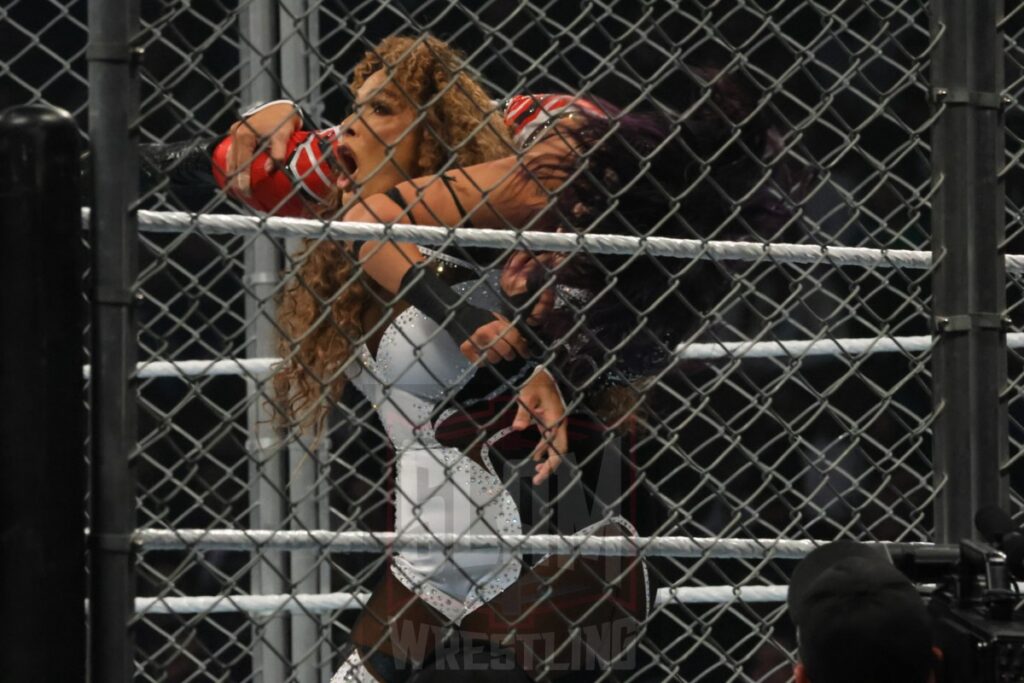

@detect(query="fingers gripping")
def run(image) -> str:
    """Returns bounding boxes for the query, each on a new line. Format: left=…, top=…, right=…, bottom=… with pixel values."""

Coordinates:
left=513, top=369, right=569, bottom=485
left=463, top=318, right=529, bottom=364
left=226, top=101, right=302, bottom=195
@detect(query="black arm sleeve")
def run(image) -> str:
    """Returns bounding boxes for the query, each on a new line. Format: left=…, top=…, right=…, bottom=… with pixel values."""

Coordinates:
left=138, top=137, right=220, bottom=207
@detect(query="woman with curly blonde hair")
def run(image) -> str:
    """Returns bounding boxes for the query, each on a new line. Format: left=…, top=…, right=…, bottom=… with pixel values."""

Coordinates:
left=236, top=35, right=517, bottom=433
left=221, top=34, right=605, bottom=680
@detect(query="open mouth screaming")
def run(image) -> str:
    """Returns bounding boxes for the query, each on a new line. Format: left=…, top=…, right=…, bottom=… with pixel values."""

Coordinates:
left=333, top=144, right=358, bottom=191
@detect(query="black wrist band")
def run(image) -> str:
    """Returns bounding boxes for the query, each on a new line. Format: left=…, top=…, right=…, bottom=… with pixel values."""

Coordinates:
left=505, top=290, right=535, bottom=316
left=501, top=289, right=548, bottom=350
left=400, top=265, right=497, bottom=344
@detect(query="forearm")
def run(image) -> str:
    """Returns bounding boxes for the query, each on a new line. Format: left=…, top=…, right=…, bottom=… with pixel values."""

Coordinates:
left=348, top=196, right=516, bottom=351
left=139, top=137, right=219, bottom=196
left=356, top=144, right=566, bottom=234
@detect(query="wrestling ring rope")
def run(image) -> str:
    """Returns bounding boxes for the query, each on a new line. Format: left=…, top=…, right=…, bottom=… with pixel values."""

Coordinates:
left=85, top=207, right=1024, bottom=271
left=129, top=586, right=793, bottom=615
left=109, top=528, right=951, bottom=612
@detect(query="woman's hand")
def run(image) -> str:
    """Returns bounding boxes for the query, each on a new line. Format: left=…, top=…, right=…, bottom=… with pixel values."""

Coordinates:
left=457, top=250, right=557, bottom=364
left=500, top=251, right=557, bottom=293
left=459, top=315, right=530, bottom=364
left=500, top=250, right=557, bottom=325
left=513, top=368, right=569, bottom=485
left=226, top=100, right=303, bottom=196
left=460, top=252, right=558, bottom=362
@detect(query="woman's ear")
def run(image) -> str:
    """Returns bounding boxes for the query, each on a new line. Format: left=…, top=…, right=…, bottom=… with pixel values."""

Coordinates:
left=793, top=662, right=810, bottom=683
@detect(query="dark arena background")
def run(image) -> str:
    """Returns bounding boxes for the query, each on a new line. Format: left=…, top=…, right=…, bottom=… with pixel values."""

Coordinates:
left=4, top=0, right=1024, bottom=681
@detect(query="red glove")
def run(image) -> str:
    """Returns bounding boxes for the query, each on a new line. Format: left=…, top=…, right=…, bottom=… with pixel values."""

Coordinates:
left=210, top=126, right=344, bottom=216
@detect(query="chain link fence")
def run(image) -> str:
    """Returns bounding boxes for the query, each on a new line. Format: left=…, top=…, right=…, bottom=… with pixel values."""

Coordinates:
left=1004, top=2, right=1024, bottom=523
left=7, top=0, right=1021, bottom=680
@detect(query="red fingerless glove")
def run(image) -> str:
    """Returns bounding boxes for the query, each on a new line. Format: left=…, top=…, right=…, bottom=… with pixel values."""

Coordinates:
left=210, top=126, right=343, bottom=216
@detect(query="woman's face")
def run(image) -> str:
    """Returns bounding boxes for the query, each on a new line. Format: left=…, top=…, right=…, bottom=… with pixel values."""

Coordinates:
left=335, top=69, right=423, bottom=202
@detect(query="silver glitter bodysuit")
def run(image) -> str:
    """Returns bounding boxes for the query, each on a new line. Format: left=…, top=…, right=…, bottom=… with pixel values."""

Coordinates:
left=331, top=250, right=650, bottom=683
left=344, top=254, right=523, bottom=625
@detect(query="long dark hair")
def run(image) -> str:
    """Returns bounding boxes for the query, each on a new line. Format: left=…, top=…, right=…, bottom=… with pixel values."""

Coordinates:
left=521, top=73, right=804, bottom=401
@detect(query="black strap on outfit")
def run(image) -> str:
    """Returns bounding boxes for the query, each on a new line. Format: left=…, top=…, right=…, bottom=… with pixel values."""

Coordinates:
left=438, top=174, right=474, bottom=228
left=382, top=176, right=474, bottom=227
left=384, top=186, right=408, bottom=211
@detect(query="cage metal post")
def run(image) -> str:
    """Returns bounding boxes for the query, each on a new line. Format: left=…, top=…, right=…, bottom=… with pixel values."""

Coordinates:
left=280, top=0, right=323, bottom=119
left=930, top=0, right=1009, bottom=542
left=279, top=0, right=330, bottom=679
left=0, top=105, right=85, bottom=682
left=239, top=1, right=289, bottom=680
left=87, top=1, right=140, bottom=680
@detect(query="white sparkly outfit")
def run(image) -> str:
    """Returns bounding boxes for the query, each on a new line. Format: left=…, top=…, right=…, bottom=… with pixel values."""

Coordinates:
left=345, top=255, right=523, bottom=624
left=233, top=95, right=629, bottom=683
left=330, top=251, right=649, bottom=683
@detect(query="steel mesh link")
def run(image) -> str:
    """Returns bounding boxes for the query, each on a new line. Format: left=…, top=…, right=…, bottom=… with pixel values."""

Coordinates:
left=0, top=0, right=90, bottom=133
left=5, top=0, right=947, bottom=681
left=1005, top=1, right=1024, bottom=529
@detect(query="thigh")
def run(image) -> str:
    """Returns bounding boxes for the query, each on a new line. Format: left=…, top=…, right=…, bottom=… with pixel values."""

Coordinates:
left=460, top=522, right=647, bottom=681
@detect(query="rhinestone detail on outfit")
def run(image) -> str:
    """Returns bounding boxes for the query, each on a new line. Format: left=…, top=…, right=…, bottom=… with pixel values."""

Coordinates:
left=345, top=272, right=524, bottom=625
left=329, top=648, right=377, bottom=683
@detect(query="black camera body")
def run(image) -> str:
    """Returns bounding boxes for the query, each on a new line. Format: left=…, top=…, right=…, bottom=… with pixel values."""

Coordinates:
left=930, top=597, right=1024, bottom=683
left=894, top=538, right=1024, bottom=683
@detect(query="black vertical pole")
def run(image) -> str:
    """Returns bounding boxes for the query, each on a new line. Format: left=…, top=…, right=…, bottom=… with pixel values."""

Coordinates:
left=87, top=1, right=139, bottom=681
left=0, top=105, right=85, bottom=682
left=930, top=0, right=1008, bottom=543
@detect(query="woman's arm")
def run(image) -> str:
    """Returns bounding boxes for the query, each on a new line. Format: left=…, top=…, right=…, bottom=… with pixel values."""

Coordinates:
left=342, top=178, right=540, bottom=364
left=348, top=132, right=572, bottom=290
left=225, top=100, right=304, bottom=196
left=345, top=198, right=529, bottom=363
left=344, top=133, right=574, bottom=361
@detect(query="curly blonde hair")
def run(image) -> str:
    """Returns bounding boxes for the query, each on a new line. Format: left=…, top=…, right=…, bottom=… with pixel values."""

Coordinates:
left=274, top=35, right=512, bottom=433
